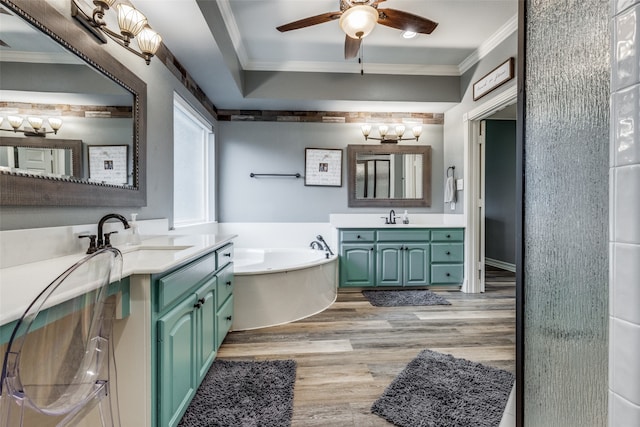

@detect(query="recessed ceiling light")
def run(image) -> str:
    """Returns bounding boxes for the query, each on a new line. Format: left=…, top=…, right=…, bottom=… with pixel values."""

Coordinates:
left=402, top=31, right=417, bottom=39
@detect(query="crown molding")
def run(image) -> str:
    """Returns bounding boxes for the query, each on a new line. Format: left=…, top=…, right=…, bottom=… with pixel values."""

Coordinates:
left=216, top=0, right=251, bottom=68
left=244, top=60, right=460, bottom=76
left=458, top=14, right=518, bottom=75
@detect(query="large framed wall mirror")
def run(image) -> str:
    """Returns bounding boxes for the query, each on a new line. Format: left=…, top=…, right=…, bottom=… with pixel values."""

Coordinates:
left=0, top=0, right=146, bottom=206
left=347, top=144, right=432, bottom=207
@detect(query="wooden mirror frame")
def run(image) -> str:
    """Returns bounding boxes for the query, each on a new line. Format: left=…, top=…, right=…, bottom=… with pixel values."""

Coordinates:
left=347, top=144, right=432, bottom=208
left=0, top=136, right=83, bottom=178
left=0, top=0, right=146, bottom=207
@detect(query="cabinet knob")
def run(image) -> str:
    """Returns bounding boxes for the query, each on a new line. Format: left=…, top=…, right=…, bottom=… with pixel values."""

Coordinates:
left=226, top=315, right=232, bottom=321
left=194, top=302, right=202, bottom=309
left=198, top=298, right=205, bottom=304
left=226, top=281, right=232, bottom=287
left=357, top=235, right=361, bottom=239
left=446, top=273, right=451, bottom=277
left=446, top=251, right=451, bottom=255
left=223, top=253, right=231, bottom=257
left=370, top=247, right=374, bottom=251
left=446, top=234, right=451, bottom=238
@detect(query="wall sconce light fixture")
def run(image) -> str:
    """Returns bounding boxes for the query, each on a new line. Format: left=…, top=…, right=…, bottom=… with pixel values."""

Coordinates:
left=71, top=0, right=162, bottom=65
left=361, top=123, right=422, bottom=143
left=0, top=116, right=63, bottom=137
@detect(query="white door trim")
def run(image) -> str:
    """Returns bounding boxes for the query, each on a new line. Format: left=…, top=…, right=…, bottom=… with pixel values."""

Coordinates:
left=461, top=84, right=517, bottom=293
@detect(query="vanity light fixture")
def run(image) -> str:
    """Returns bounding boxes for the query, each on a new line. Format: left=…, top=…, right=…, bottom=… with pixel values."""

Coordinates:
left=361, top=123, right=423, bottom=143
left=71, top=0, right=162, bottom=65
left=0, top=115, right=63, bottom=137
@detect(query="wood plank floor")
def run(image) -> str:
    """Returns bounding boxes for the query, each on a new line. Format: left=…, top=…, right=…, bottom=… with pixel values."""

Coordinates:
left=217, top=267, right=516, bottom=426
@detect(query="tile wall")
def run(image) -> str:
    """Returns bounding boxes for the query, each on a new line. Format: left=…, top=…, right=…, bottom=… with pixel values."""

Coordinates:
left=610, top=0, right=640, bottom=425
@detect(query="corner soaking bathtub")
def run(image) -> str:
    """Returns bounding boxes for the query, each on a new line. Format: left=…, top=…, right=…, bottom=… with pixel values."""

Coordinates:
left=232, top=248, right=338, bottom=330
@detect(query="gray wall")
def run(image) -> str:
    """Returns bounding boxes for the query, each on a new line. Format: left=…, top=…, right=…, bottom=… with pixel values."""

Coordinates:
left=524, top=0, right=609, bottom=425
left=485, top=120, right=516, bottom=265
left=443, top=31, right=518, bottom=214
left=217, top=121, right=444, bottom=222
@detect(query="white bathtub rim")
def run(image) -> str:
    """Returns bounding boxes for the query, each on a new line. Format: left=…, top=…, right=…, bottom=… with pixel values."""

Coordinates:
left=234, top=247, right=337, bottom=276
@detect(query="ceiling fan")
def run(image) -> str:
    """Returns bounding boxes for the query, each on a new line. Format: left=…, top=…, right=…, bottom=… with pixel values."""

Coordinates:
left=276, top=0, right=438, bottom=59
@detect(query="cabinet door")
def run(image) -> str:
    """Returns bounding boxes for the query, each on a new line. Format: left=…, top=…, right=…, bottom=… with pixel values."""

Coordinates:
left=404, top=243, right=430, bottom=286
left=376, top=244, right=403, bottom=287
left=157, top=296, right=197, bottom=427
left=195, top=278, right=217, bottom=384
left=340, top=243, right=375, bottom=287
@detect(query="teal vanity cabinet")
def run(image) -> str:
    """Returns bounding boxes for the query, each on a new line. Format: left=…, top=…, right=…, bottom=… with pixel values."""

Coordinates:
left=430, top=229, right=464, bottom=284
left=152, top=243, right=234, bottom=427
left=339, top=230, right=376, bottom=287
left=338, top=228, right=464, bottom=288
left=376, top=230, right=430, bottom=287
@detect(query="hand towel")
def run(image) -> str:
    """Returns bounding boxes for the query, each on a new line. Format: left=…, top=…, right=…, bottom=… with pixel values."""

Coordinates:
left=444, top=176, right=456, bottom=203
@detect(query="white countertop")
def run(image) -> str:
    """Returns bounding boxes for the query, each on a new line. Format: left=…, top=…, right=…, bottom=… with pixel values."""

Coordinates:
left=0, top=234, right=236, bottom=327
left=329, top=213, right=466, bottom=229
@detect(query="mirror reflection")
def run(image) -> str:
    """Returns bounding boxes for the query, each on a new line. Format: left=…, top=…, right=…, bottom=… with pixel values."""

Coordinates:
left=348, top=144, right=432, bottom=208
left=355, top=153, right=424, bottom=200
left=0, top=5, right=135, bottom=186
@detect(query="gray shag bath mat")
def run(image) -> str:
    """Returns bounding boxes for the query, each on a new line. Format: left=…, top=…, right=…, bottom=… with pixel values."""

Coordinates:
left=372, top=349, right=514, bottom=427
left=178, top=359, right=296, bottom=427
left=362, top=289, right=451, bottom=307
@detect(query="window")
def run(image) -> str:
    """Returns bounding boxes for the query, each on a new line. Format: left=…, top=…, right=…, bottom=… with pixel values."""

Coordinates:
left=173, top=94, right=215, bottom=226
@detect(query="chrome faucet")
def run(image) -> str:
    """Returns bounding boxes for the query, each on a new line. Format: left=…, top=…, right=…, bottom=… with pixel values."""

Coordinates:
left=97, top=213, right=130, bottom=248
left=315, top=235, right=334, bottom=256
left=310, top=241, right=324, bottom=250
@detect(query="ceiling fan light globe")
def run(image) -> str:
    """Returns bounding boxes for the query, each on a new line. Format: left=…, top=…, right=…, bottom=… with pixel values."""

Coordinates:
left=339, top=5, right=378, bottom=39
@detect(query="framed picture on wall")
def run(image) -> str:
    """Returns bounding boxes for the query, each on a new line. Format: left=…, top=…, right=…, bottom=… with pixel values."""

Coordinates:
left=304, top=148, right=343, bottom=187
left=88, top=145, right=128, bottom=185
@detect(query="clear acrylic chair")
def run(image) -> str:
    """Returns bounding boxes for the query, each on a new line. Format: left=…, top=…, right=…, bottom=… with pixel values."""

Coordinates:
left=0, top=247, right=123, bottom=427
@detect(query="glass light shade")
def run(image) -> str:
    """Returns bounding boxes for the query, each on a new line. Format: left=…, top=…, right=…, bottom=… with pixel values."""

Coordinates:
left=27, top=117, right=44, bottom=130
left=116, top=4, right=148, bottom=37
left=361, top=124, right=372, bottom=137
left=395, top=125, right=406, bottom=138
left=339, top=5, right=378, bottom=39
left=48, top=117, right=63, bottom=131
left=412, top=125, right=423, bottom=138
left=378, top=125, right=389, bottom=137
left=137, top=26, right=162, bottom=55
left=7, top=116, right=23, bottom=130
left=0, top=117, right=3, bottom=127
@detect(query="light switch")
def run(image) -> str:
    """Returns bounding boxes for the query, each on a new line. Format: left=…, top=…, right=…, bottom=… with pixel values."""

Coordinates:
left=456, top=179, right=464, bottom=191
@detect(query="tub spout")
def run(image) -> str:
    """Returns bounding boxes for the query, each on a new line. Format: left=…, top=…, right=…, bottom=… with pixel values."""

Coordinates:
left=310, top=241, right=323, bottom=250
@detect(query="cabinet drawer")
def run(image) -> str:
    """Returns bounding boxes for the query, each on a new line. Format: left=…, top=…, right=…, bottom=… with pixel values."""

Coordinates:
left=431, top=229, right=464, bottom=242
left=216, top=295, right=233, bottom=349
left=377, top=229, right=430, bottom=242
left=216, top=244, right=234, bottom=268
left=216, top=263, right=234, bottom=309
left=431, top=264, right=464, bottom=284
left=340, top=230, right=375, bottom=242
left=157, top=252, right=216, bottom=311
left=431, top=243, right=464, bottom=263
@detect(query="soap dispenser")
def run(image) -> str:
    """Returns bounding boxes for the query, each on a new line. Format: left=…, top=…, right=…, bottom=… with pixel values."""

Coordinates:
left=127, top=213, right=142, bottom=245
left=402, top=210, right=409, bottom=224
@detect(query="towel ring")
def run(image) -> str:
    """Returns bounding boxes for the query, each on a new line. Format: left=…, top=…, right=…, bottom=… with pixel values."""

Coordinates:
left=447, top=166, right=455, bottom=177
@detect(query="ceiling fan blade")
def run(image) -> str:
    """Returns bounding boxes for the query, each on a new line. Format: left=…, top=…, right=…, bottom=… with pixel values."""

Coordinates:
left=377, top=8, right=438, bottom=34
left=276, top=11, right=342, bottom=32
left=344, top=35, right=362, bottom=59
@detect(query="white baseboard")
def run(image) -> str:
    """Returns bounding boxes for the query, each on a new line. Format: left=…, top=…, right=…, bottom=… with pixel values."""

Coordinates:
left=485, top=257, right=516, bottom=272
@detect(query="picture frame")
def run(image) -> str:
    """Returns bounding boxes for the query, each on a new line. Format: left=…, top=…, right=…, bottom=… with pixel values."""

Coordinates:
left=304, top=148, right=343, bottom=187
left=473, top=57, right=515, bottom=101
left=88, top=145, right=128, bottom=185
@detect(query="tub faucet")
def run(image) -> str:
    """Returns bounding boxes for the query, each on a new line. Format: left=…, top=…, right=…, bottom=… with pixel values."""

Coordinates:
left=97, top=213, right=130, bottom=248
left=310, top=241, right=323, bottom=250
left=316, top=235, right=334, bottom=256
